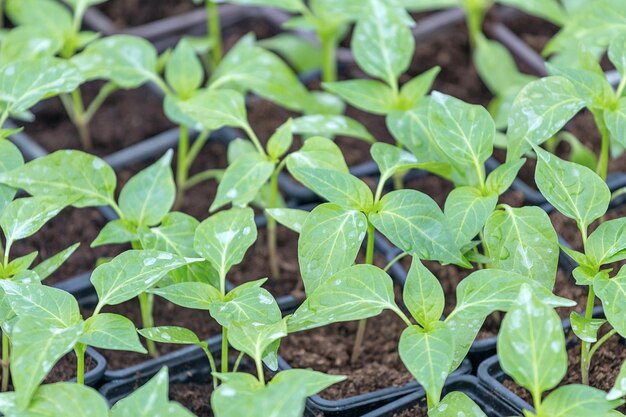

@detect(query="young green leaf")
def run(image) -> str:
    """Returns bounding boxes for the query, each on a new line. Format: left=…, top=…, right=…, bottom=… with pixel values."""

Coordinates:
left=288, top=167, right=373, bottom=212
left=548, top=63, right=614, bottom=109
left=194, top=207, right=257, bottom=279
left=80, top=313, right=146, bottom=353
left=371, top=142, right=419, bottom=184
left=119, top=150, right=175, bottom=227
left=483, top=205, right=559, bottom=288
left=444, top=187, right=497, bottom=248
left=5, top=252, right=38, bottom=277
left=32, top=243, right=79, bottom=281
left=570, top=312, right=606, bottom=343
left=398, top=66, right=440, bottom=108
left=0, top=140, right=23, bottom=213
left=498, top=285, right=567, bottom=400
left=430, top=391, right=487, bottom=417
left=221, top=0, right=304, bottom=12
left=507, top=77, right=586, bottom=160
left=0, top=150, right=116, bottom=208
left=267, top=119, right=293, bottom=160
left=485, top=159, right=525, bottom=195
left=228, top=318, right=288, bottom=364
left=0, top=197, right=69, bottom=247
left=298, top=203, right=367, bottom=293
left=166, top=39, right=204, bottom=99
left=71, top=35, right=158, bottom=88
left=399, top=322, right=454, bottom=405
left=139, top=326, right=206, bottom=346
left=258, top=34, right=321, bottom=73
left=605, top=99, right=626, bottom=148
left=323, top=80, right=397, bottom=115
left=209, top=281, right=281, bottom=327
left=404, top=258, right=445, bottom=329
left=288, top=264, right=400, bottom=332
left=594, top=267, right=626, bottom=337
left=540, top=385, right=623, bottom=417
left=370, top=190, right=468, bottom=266
left=151, top=282, right=222, bottom=310
left=608, top=359, right=626, bottom=401
left=92, top=219, right=138, bottom=247
left=351, top=0, right=415, bottom=87
left=609, top=34, right=626, bottom=77
left=286, top=136, right=349, bottom=173
left=265, top=208, right=308, bottom=233
left=92, top=250, right=200, bottom=310
left=0, top=58, right=82, bottom=114
left=6, top=0, right=72, bottom=40
left=291, top=115, right=374, bottom=143
left=534, top=147, right=610, bottom=229
left=210, top=152, right=275, bottom=211
left=110, top=368, right=195, bottom=417
left=585, top=218, right=626, bottom=267
left=0, top=26, right=63, bottom=64
left=168, top=89, right=248, bottom=131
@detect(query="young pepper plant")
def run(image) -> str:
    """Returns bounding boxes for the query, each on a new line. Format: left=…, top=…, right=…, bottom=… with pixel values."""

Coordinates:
left=0, top=248, right=197, bottom=407
left=506, top=39, right=626, bottom=182
left=531, top=147, right=626, bottom=387
left=5, top=0, right=163, bottom=149
left=498, top=285, right=624, bottom=416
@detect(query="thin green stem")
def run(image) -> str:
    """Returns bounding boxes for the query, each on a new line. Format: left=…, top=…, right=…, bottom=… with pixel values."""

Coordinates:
left=221, top=327, right=228, bottom=373
left=3, top=240, right=11, bottom=270
left=175, top=125, right=190, bottom=209
left=267, top=168, right=280, bottom=279
left=384, top=252, right=408, bottom=272
left=587, top=329, right=617, bottom=365
left=0, top=0, right=4, bottom=29
left=70, top=88, right=93, bottom=150
left=139, top=293, right=157, bottom=357
left=186, top=129, right=212, bottom=167
left=320, top=30, right=337, bottom=83
left=580, top=285, right=596, bottom=385
left=75, top=344, right=86, bottom=385
left=365, top=222, right=375, bottom=265
left=616, top=76, right=626, bottom=98
left=351, top=222, right=376, bottom=363
left=392, top=172, right=404, bottom=191
left=0, top=109, right=9, bottom=127
left=256, top=357, right=265, bottom=386
left=1, top=332, right=9, bottom=392
left=206, top=0, right=223, bottom=70
left=84, top=82, right=118, bottom=121
left=185, top=169, right=222, bottom=190
left=233, top=351, right=245, bottom=373
left=242, top=124, right=266, bottom=156
left=201, top=345, right=219, bottom=389
left=592, top=110, right=610, bottom=181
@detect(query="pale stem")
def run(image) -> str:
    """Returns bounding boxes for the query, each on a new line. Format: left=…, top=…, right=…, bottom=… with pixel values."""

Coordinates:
left=1, top=332, right=9, bottom=392
left=206, top=0, right=223, bottom=70
left=139, top=292, right=158, bottom=357
left=351, top=222, right=376, bottom=363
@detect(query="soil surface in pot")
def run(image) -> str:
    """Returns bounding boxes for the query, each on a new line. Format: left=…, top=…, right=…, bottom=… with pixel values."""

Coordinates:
left=503, top=332, right=626, bottom=413
left=394, top=404, right=427, bottom=417
left=24, top=83, right=173, bottom=157
left=169, top=382, right=214, bottom=417
left=7, top=352, right=96, bottom=390
left=97, top=0, right=196, bottom=27
left=10, top=207, right=125, bottom=285
left=83, top=299, right=222, bottom=370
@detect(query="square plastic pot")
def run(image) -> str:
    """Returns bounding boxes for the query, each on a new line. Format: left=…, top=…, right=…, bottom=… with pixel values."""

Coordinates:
left=360, top=375, right=522, bottom=417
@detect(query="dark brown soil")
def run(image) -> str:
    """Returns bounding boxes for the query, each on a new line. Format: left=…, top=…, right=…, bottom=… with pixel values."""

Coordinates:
left=503, top=332, right=626, bottom=413
left=394, top=404, right=427, bottom=417
left=10, top=207, right=126, bottom=285
left=44, top=351, right=96, bottom=384
left=24, top=84, right=173, bottom=157
left=502, top=13, right=559, bottom=56
left=279, top=309, right=413, bottom=400
left=97, top=0, right=197, bottom=27
left=84, top=299, right=222, bottom=370
left=170, top=382, right=214, bottom=417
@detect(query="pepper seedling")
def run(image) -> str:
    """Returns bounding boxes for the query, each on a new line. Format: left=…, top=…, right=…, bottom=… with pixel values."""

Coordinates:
left=498, top=285, right=624, bottom=416
left=4, top=0, right=164, bottom=149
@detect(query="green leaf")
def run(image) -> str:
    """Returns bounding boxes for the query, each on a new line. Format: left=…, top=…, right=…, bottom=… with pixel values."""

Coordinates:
left=71, top=35, right=158, bottom=88
left=370, top=189, right=467, bottom=266
left=258, top=34, right=321, bottom=73
left=267, top=119, right=293, bottom=160
left=1, top=282, right=80, bottom=327
left=0, top=140, right=23, bottom=214
left=168, top=89, right=248, bottom=131
left=288, top=167, right=373, bottom=212
left=210, top=152, right=275, bottom=211
left=444, top=186, right=497, bottom=248
left=485, top=159, right=525, bottom=195
left=210, top=282, right=281, bottom=329
left=404, top=258, right=444, bottom=328
left=228, top=318, right=288, bottom=364
left=0, top=382, right=108, bottom=417
left=570, top=312, right=606, bottom=343
left=292, top=115, right=374, bottom=143
left=138, top=326, right=205, bottom=346
left=119, top=150, right=175, bottom=226
left=32, top=243, right=78, bottom=282
left=265, top=208, right=308, bottom=233
left=428, top=92, right=494, bottom=185
left=288, top=264, right=399, bottom=332
left=111, top=368, right=195, bottom=417
left=194, top=207, right=256, bottom=278
left=605, top=98, right=626, bottom=149
left=6, top=0, right=72, bottom=42
left=608, top=359, right=626, bottom=400
left=534, top=147, right=610, bottom=229
left=498, top=285, right=567, bottom=399
left=497, top=0, right=565, bottom=25
left=166, top=39, right=203, bottom=99
left=151, top=282, right=222, bottom=310
left=548, top=63, right=615, bottom=109
left=92, top=250, right=200, bottom=310
left=0, top=197, right=68, bottom=246
left=586, top=218, right=626, bottom=267
left=506, top=77, right=586, bottom=160
left=399, top=322, right=453, bottom=404
left=541, top=385, right=623, bottom=417
left=351, top=0, right=414, bottom=86
left=483, top=205, right=559, bottom=289
left=298, top=203, right=367, bottom=294
left=5, top=252, right=38, bottom=277
left=323, top=79, right=397, bottom=115
left=0, top=58, right=82, bottom=114
left=398, top=66, right=440, bottom=108
left=286, top=136, right=349, bottom=173
left=220, top=0, right=303, bottom=12
left=92, top=219, right=137, bottom=247
left=371, top=142, right=419, bottom=184
left=65, top=0, right=108, bottom=8
left=429, top=391, right=487, bottom=417
left=609, top=34, right=626, bottom=77
left=80, top=313, right=146, bottom=353
left=594, top=268, right=626, bottom=338
left=11, top=317, right=84, bottom=408
left=0, top=26, right=63, bottom=64
left=0, top=150, right=116, bottom=208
